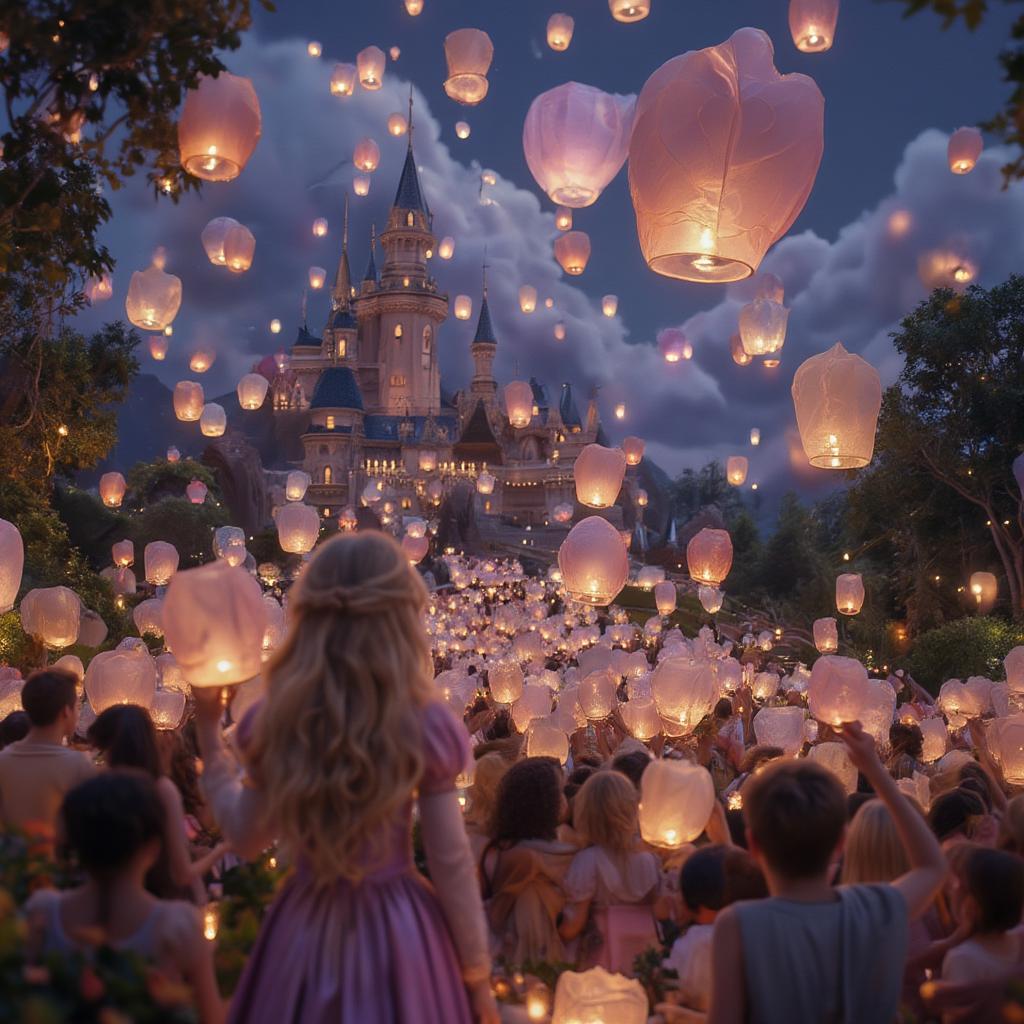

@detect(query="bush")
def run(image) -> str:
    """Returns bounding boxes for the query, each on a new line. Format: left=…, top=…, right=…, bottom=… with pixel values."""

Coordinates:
left=904, top=616, right=1024, bottom=692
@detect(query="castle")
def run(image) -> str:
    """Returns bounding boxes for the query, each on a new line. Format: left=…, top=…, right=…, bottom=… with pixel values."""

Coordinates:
left=267, top=128, right=604, bottom=527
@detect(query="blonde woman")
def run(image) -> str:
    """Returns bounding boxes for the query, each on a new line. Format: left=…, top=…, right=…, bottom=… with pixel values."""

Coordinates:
left=558, top=770, right=661, bottom=973
left=194, top=532, right=496, bottom=1024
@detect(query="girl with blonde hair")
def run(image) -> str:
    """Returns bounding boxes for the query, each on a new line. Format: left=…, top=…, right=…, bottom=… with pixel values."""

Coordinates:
left=195, top=531, right=496, bottom=1024
left=559, top=770, right=661, bottom=973
left=840, top=798, right=911, bottom=885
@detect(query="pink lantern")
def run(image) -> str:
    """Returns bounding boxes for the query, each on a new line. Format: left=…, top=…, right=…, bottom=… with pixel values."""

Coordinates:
left=546, top=13, right=575, bottom=51
left=443, top=29, right=493, bottom=105
left=85, top=273, right=113, bottom=303
left=112, top=539, right=134, bottom=568
left=620, top=696, right=662, bottom=741
left=144, top=542, right=179, bottom=586
left=658, top=327, right=689, bottom=363
left=275, top=503, right=321, bottom=554
left=686, top=528, right=733, bottom=586
left=638, top=759, right=714, bottom=847
left=558, top=516, right=629, bottom=606
left=189, top=348, right=216, bottom=373
left=554, top=230, right=591, bottom=275
left=151, top=688, right=187, bottom=730
left=836, top=573, right=865, bottom=615
left=788, top=0, right=840, bottom=53
left=621, top=436, right=644, bottom=466
left=813, top=616, right=838, bottom=653
left=628, top=28, right=824, bottom=282
left=237, top=372, right=269, bottom=410
left=654, top=580, right=676, bottom=616
left=353, top=137, right=380, bottom=172
left=402, top=533, right=429, bottom=564
left=504, top=381, right=535, bottom=428
left=552, top=502, right=573, bottom=524
left=808, top=655, right=869, bottom=727
left=173, top=380, right=204, bottom=422
left=948, top=127, right=983, bottom=174
left=387, top=113, right=408, bottom=138
left=726, top=457, right=748, bottom=487
left=223, top=223, right=255, bottom=273
left=84, top=648, right=157, bottom=713
left=554, top=207, right=573, bottom=231
left=525, top=719, right=569, bottom=763
left=132, top=597, right=164, bottom=637
left=19, top=586, right=81, bottom=649
left=99, top=472, right=127, bottom=508
left=652, top=658, right=716, bottom=730
left=523, top=82, right=634, bottom=208
left=357, top=46, right=386, bottom=90
left=178, top=72, right=261, bottom=182
left=125, top=266, right=181, bottom=330
left=753, top=706, right=805, bottom=755
left=201, top=216, right=239, bottom=266
left=186, top=479, right=208, bottom=505
left=163, top=561, right=267, bottom=687
left=574, top=444, right=627, bottom=509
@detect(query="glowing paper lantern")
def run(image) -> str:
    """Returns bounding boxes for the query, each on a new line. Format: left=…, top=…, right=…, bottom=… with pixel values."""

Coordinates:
left=148, top=335, right=168, bottom=361
left=792, top=343, right=882, bottom=469
left=307, top=41, right=322, bottom=58
left=163, top=561, right=267, bottom=687
left=987, top=716, right=1024, bottom=785
left=836, top=573, right=865, bottom=616
left=969, top=571, right=998, bottom=612
left=308, top=266, right=327, bottom=290
left=387, top=113, right=408, bottom=137
left=519, top=285, right=537, bottom=313
left=330, top=63, right=357, bottom=97
left=357, top=46, right=386, bottom=90
left=505, top=381, right=535, bottom=428
left=808, top=741, right=857, bottom=794
left=628, top=28, right=824, bottom=282
left=808, top=655, right=869, bottom=727
left=86, top=273, right=113, bottom=303
left=638, top=759, right=714, bottom=848
left=739, top=298, right=788, bottom=357
left=223, top=223, right=255, bottom=273
left=186, top=479, right=208, bottom=505
left=652, top=658, right=716, bottom=730
left=726, top=457, right=748, bottom=487
left=750, top=428, right=761, bottom=446
left=554, top=207, right=573, bottom=232
left=353, top=137, right=380, bottom=172
left=621, top=696, right=662, bottom=741
left=813, top=616, right=838, bottom=653
left=602, top=295, right=619, bottom=318
left=919, top=717, right=948, bottom=763
left=525, top=719, right=569, bottom=762
left=523, top=83, right=634, bottom=208
left=151, top=688, right=187, bottom=730
left=172, top=383, right=203, bottom=425
left=438, top=237, right=455, bottom=260
left=125, top=266, right=182, bottom=330
left=0, top=673, right=22, bottom=718
left=637, top=566, right=665, bottom=590
left=418, top=450, right=438, bottom=474
left=276, top=503, right=320, bottom=554
left=19, top=586, right=80, bottom=649
left=573, top=444, right=625, bottom=509
left=402, top=534, right=429, bottom=564
left=454, top=295, right=473, bottom=320
left=789, top=0, right=839, bottom=53
left=443, top=29, right=493, bottom=106
left=553, top=322, right=567, bottom=342
left=188, top=349, right=215, bottom=374
left=476, top=471, right=496, bottom=496
left=753, top=706, right=805, bottom=755
left=85, top=648, right=157, bottom=713
left=686, top=528, right=733, bottom=586
left=730, top=334, right=752, bottom=367
left=552, top=502, right=573, bottom=524
left=455, top=121, right=471, bottom=140
left=405, top=0, right=423, bottom=14
left=286, top=471, right=311, bottom=502
left=200, top=403, right=226, bottom=437
left=621, top=436, right=644, bottom=466
left=99, top=472, right=127, bottom=508
left=133, top=597, right=164, bottom=637
left=558, top=516, right=629, bottom=606
left=490, top=660, right=524, bottom=704
left=578, top=668, right=617, bottom=720
left=698, top=585, right=723, bottom=614
left=144, top=542, right=179, bottom=586
left=948, top=126, right=983, bottom=174
left=554, top=230, right=591, bottom=275
left=654, top=580, right=677, bottom=616
left=237, top=372, right=269, bottom=410
left=609, top=0, right=651, bottom=23
left=918, top=247, right=977, bottom=291
left=1004, top=646, right=1024, bottom=695
left=1, top=521, right=26, bottom=613
left=658, top=328, right=689, bottom=363
left=353, top=175, right=371, bottom=197
left=53, top=655, right=84, bottom=684
left=213, top=526, right=247, bottom=567
left=178, top=72, right=261, bottom=182
left=547, top=14, right=575, bottom=51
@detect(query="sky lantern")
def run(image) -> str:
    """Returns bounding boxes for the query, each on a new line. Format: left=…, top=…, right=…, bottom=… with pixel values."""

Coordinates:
left=1005, top=646, right=1024, bottom=695
left=739, top=297, right=789, bottom=357
left=574, top=444, right=626, bottom=508
left=151, top=688, right=187, bottom=731
left=614, top=403, right=626, bottom=421
left=112, top=539, right=134, bottom=568
left=443, top=29, right=493, bottom=105
left=307, top=41, right=322, bottom=58
left=789, top=0, right=840, bottom=53
left=610, top=0, right=651, bottom=23
left=173, top=381, right=204, bottom=422
left=353, top=137, right=380, bottom=172
left=636, top=488, right=648, bottom=508
left=387, top=113, right=408, bottom=137
left=654, top=580, right=677, bottom=616
left=0, top=520, right=23, bottom=614
left=552, top=502, right=573, bottom=524
left=275, top=503, right=321, bottom=554
left=330, top=63, right=357, bottom=97
left=187, top=349, right=214, bottom=374
left=512, top=684, right=552, bottom=732
left=553, top=321, right=567, bottom=342
left=523, top=82, right=635, bottom=208
left=144, top=542, right=179, bottom=586
left=166, top=447, right=180, bottom=463
left=750, top=428, right=761, bottom=446
left=948, top=126, right=983, bottom=174
left=628, top=28, right=824, bottom=283
left=84, top=648, right=157, bottom=713
left=148, top=335, right=168, bottom=361
left=602, top=295, right=618, bottom=317
left=730, top=334, right=752, bottom=367
left=753, top=707, right=805, bottom=756
left=438, top=236, right=455, bottom=260
left=125, top=265, right=181, bottom=330
left=163, top=561, right=267, bottom=687
left=552, top=969, right=647, bottom=1024
left=308, top=266, right=327, bottom=290
left=223, top=223, right=255, bottom=272
left=402, top=534, right=429, bottom=564
left=579, top=668, right=618, bottom=720
left=505, top=381, right=534, bottom=428
left=526, top=720, right=569, bottom=763
left=20, top=586, right=80, bottom=649
left=237, top=372, right=269, bottom=410
left=554, top=207, right=573, bottom=232
left=454, top=294, right=473, bottom=320
left=554, top=230, right=591, bottom=275
left=286, top=470, right=311, bottom=501
left=405, top=0, right=423, bottom=14
left=390, top=47, right=401, bottom=61
left=621, top=696, right=662, bottom=741
left=418, top=450, right=438, bottom=473
left=813, top=616, right=838, bottom=653
left=518, top=285, right=537, bottom=313
left=269, top=319, right=281, bottom=334
left=836, top=573, right=865, bottom=615
left=726, top=456, right=748, bottom=486
left=201, top=216, right=238, bottom=265
left=547, top=13, right=575, bottom=51
left=792, top=343, right=882, bottom=469
left=490, top=659, right=524, bottom=704
left=621, top=436, right=644, bottom=466
left=686, top=527, right=733, bottom=586
left=357, top=46, right=386, bottom=90
left=808, top=742, right=857, bottom=794
left=200, top=403, right=227, bottom=437
left=133, top=598, right=164, bottom=637
left=698, top=585, right=723, bottom=614
left=178, top=72, right=261, bottom=182
left=987, top=715, right=1024, bottom=785
left=353, top=175, right=371, bottom=197
left=638, top=759, right=714, bottom=848
left=476, top=470, right=496, bottom=495
left=969, top=571, right=998, bottom=613
left=455, top=120, right=471, bottom=140
left=86, top=273, right=113, bottom=303
left=919, top=717, right=948, bottom=763
left=213, top=526, right=247, bottom=567
left=186, top=479, right=208, bottom=504
left=808, top=655, right=869, bottom=727
left=658, top=327, right=688, bottom=363
left=558, top=516, right=629, bottom=606
left=99, top=471, right=127, bottom=508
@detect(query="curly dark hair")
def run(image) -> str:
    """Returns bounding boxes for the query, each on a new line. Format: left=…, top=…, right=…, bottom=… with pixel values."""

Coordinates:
left=87, top=704, right=162, bottom=779
left=488, top=756, right=563, bottom=846
left=888, top=722, right=923, bottom=761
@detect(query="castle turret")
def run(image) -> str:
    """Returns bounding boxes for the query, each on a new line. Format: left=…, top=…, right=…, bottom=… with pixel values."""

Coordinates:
left=323, top=197, right=357, bottom=363
left=469, top=272, right=498, bottom=406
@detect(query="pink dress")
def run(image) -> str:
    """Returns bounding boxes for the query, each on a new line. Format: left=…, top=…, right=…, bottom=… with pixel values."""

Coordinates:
left=203, top=702, right=485, bottom=1024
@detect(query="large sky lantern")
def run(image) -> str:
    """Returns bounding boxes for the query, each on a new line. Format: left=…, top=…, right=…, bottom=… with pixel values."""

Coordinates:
left=609, top=0, right=651, bottom=23
left=504, top=381, right=535, bottom=428
left=201, top=216, right=239, bottom=265
left=753, top=706, right=805, bottom=755
left=186, top=479, right=208, bottom=504
left=919, top=716, right=949, bottom=763
left=686, top=527, right=733, bottom=587
left=99, top=471, right=127, bottom=508
left=789, top=0, right=840, bottom=53
left=353, top=137, right=381, bottom=172
left=125, top=265, right=182, bottom=331
left=223, top=223, right=255, bottom=273
left=275, top=503, right=321, bottom=554
left=988, top=715, right=1024, bottom=785
left=739, top=296, right=789, bottom=358
left=438, top=236, right=455, bottom=260
left=638, top=759, right=714, bottom=849
left=523, top=82, right=635, bottom=208
left=489, top=659, right=525, bottom=704
left=148, top=335, right=168, bottom=361
left=84, top=649, right=157, bottom=714
left=554, top=230, right=591, bottom=275
left=178, top=71, right=261, bottom=182
left=286, top=471, right=311, bottom=502
left=628, top=28, right=824, bottom=284
left=813, top=616, right=839, bottom=653
left=519, top=285, right=537, bottom=313
left=808, top=655, right=869, bottom=726
left=526, top=719, right=569, bottom=763
left=652, top=659, right=717, bottom=730
left=574, top=443, right=627, bottom=508
left=454, top=294, right=473, bottom=320
left=237, top=372, right=270, bottom=410
left=654, top=580, right=677, bottom=616
left=163, top=561, right=267, bottom=687
left=189, top=348, right=216, bottom=373
left=173, top=380, right=204, bottom=422
left=948, top=126, right=983, bottom=174
left=726, top=456, right=748, bottom=487
left=330, top=63, right=357, bottom=97
left=836, top=573, right=865, bottom=615
left=144, top=541, right=179, bottom=586
left=443, top=29, right=493, bottom=105
left=808, top=742, right=858, bottom=794
left=547, top=13, right=575, bottom=51
left=357, top=46, right=386, bottom=90
left=621, top=436, right=644, bottom=466
left=792, top=343, right=882, bottom=469
left=199, top=403, right=227, bottom=437
left=401, top=533, right=429, bottom=564
left=558, top=516, right=629, bottom=606
left=19, top=586, right=81, bottom=649
left=579, top=668, right=618, bottom=720
left=969, top=571, right=998, bottom=613
left=1005, top=646, right=1024, bottom=695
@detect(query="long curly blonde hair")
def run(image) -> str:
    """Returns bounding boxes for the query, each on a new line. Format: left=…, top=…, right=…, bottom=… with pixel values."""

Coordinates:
left=246, top=531, right=434, bottom=884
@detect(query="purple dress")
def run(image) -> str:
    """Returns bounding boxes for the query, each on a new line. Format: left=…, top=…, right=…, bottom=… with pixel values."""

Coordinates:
left=227, top=703, right=475, bottom=1024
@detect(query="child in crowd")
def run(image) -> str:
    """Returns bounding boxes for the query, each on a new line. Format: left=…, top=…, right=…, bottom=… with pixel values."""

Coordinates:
left=708, top=721, right=946, bottom=1024
left=559, top=770, right=661, bottom=973
left=0, top=709, right=29, bottom=749
left=24, top=771, right=222, bottom=1024
left=0, top=669, right=92, bottom=841
left=464, top=752, right=508, bottom=863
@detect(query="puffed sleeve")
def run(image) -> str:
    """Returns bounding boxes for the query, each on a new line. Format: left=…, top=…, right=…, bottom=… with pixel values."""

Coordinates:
left=564, top=847, right=598, bottom=903
left=418, top=701, right=471, bottom=796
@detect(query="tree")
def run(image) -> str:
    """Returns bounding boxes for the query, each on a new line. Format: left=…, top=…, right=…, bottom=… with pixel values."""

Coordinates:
left=669, top=461, right=746, bottom=525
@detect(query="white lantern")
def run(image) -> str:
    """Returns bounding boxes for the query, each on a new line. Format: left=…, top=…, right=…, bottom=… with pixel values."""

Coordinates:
left=652, top=658, right=716, bottom=730
left=504, top=381, right=535, bottom=429
left=151, top=688, right=187, bottom=730
left=602, top=295, right=618, bottom=317
left=173, top=381, right=204, bottom=422
left=969, top=571, right=998, bottom=612
left=53, top=654, right=84, bottom=684
left=792, top=343, right=882, bottom=469
left=144, top=542, right=179, bottom=586
left=109, top=535, right=133, bottom=566
left=353, top=175, right=370, bottom=197
left=547, top=14, right=575, bottom=51
left=490, top=660, right=524, bottom=704
left=199, top=403, right=227, bottom=437
left=750, top=428, right=761, bottom=446
left=554, top=231, right=591, bottom=275
left=574, top=444, right=626, bottom=509
left=125, top=266, right=182, bottom=330
left=353, top=137, right=380, bottom=172
left=1004, top=646, right=1024, bottom=695
left=558, top=516, right=629, bottom=606
left=578, top=668, right=617, bottom=720
left=686, top=528, right=733, bottom=587
left=84, top=648, right=157, bottom=713
left=987, top=715, right=1024, bottom=784
left=186, top=479, right=208, bottom=505
left=653, top=581, right=677, bottom=617
left=919, top=717, right=949, bottom=763
left=213, top=526, right=247, bottom=567
left=201, top=216, right=239, bottom=265
left=620, top=696, right=662, bottom=741
left=808, top=741, right=857, bottom=794
left=357, top=46, right=386, bottom=90
left=133, top=597, right=164, bottom=637
left=739, top=298, right=788, bottom=357
left=476, top=471, right=496, bottom=496
left=99, top=472, right=127, bottom=508
left=813, top=616, right=838, bottom=653
left=330, top=63, right=357, bottom=96
left=443, top=29, right=493, bottom=105
left=237, top=373, right=269, bottom=410
left=788, top=0, right=840, bottom=53
left=308, top=266, right=327, bottom=290
left=178, top=72, right=261, bottom=182
left=454, top=295, right=473, bottom=320
left=698, top=585, right=723, bottom=614
left=808, top=655, right=869, bottom=727
left=223, top=223, right=255, bottom=273
left=512, top=684, right=553, bottom=732
left=163, top=561, right=267, bottom=687
left=525, top=719, right=569, bottom=763
left=726, top=457, right=748, bottom=487
left=402, top=534, right=429, bottom=564
left=753, top=706, right=805, bottom=755
left=947, top=126, right=983, bottom=174
left=836, top=573, right=865, bottom=616
left=638, top=759, right=714, bottom=848
left=19, top=586, right=81, bottom=649
left=609, top=0, right=651, bottom=23
left=455, top=120, right=471, bottom=140
left=276, top=503, right=320, bottom=554
left=286, top=471, right=311, bottom=502
left=438, top=236, right=455, bottom=260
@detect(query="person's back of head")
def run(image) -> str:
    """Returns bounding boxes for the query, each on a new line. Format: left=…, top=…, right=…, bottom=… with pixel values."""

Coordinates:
left=722, top=846, right=768, bottom=903
left=574, top=770, right=638, bottom=853
left=743, top=759, right=846, bottom=882
left=957, top=762, right=995, bottom=811
left=680, top=845, right=729, bottom=918
left=489, top=756, right=563, bottom=846
left=714, top=697, right=733, bottom=721
left=739, top=744, right=784, bottom=776
left=0, top=710, right=30, bottom=748
left=961, top=847, right=1024, bottom=935
left=928, top=787, right=985, bottom=843
left=87, top=704, right=162, bottom=778
left=888, top=721, right=923, bottom=761
left=611, top=748, right=651, bottom=789
left=466, top=752, right=509, bottom=829
left=20, top=669, right=77, bottom=731
left=564, top=764, right=598, bottom=805
left=999, top=794, right=1024, bottom=855
left=840, top=798, right=910, bottom=884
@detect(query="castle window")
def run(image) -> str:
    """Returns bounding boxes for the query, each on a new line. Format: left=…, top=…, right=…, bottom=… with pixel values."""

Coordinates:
left=394, top=324, right=403, bottom=339
left=338, top=337, right=346, bottom=358
left=324, top=466, right=332, bottom=484
left=401, top=497, right=412, bottom=510
left=421, top=325, right=432, bottom=370
left=390, top=374, right=406, bottom=388
left=406, top=212, right=414, bottom=227
left=326, top=415, right=335, bottom=430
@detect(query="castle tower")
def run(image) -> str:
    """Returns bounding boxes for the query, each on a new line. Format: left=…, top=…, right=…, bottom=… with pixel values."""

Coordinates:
left=322, top=196, right=358, bottom=364
left=469, top=268, right=498, bottom=408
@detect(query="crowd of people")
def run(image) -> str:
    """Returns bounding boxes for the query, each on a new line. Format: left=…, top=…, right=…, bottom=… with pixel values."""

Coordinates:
left=0, top=530, right=1022, bottom=1023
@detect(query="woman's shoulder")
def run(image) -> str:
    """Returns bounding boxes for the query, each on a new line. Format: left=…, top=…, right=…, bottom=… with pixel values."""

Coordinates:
left=152, top=899, right=202, bottom=949
left=418, top=701, right=471, bottom=795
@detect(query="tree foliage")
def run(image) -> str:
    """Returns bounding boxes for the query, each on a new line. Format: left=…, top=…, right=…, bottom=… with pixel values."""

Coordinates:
left=904, top=615, right=1024, bottom=689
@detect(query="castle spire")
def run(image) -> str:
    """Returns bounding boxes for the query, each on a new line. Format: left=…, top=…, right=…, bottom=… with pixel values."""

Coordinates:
left=473, top=256, right=496, bottom=346
left=331, top=193, right=352, bottom=308
left=363, top=223, right=378, bottom=283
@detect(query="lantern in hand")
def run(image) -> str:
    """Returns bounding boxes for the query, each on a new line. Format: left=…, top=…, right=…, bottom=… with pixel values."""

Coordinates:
left=552, top=966, right=648, bottom=1024
left=638, top=759, right=714, bottom=848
